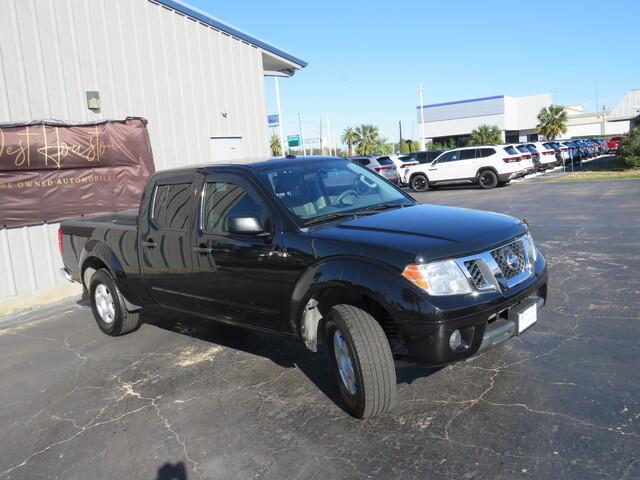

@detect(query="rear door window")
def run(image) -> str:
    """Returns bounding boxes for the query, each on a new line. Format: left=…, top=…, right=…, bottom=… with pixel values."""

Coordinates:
left=478, top=148, right=496, bottom=158
left=152, top=183, right=192, bottom=230
left=459, top=149, right=477, bottom=160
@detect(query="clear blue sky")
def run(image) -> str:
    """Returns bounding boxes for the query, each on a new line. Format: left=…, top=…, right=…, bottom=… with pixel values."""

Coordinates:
left=188, top=0, right=639, bottom=146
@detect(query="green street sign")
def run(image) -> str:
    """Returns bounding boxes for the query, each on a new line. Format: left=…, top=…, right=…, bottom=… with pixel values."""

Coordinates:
left=287, top=134, right=301, bottom=148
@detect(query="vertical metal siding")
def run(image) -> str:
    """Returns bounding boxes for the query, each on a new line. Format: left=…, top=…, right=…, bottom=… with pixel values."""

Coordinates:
left=0, top=0, right=271, bottom=299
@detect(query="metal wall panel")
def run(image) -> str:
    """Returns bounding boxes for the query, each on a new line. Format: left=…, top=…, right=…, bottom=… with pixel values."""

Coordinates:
left=0, top=0, right=273, bottom=299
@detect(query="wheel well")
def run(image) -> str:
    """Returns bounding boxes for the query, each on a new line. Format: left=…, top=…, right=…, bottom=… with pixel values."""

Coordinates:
left=309, top=286, right=401, bottom=348
left=409, top=171, right=428, bottom=183
left=476, top=167, right=498, bottom=180
left=81, top=257, right=108, bottom=289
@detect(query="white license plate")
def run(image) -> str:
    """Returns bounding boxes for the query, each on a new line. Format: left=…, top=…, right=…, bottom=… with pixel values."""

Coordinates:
left=518, top=303, right=537, bottom=334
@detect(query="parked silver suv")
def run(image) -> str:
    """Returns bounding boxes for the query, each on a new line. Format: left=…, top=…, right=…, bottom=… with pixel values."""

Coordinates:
left=350, top=156, right=399, bottom=184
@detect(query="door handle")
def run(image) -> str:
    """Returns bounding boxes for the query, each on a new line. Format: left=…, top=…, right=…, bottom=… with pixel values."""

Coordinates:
left=193, top=246, right=213, bottom=255
left=142, top=239, right=158, bottom=248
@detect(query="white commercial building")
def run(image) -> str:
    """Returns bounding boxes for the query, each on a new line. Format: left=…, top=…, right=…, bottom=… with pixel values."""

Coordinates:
left=417, top=94, right=552, bottom=145
left=0, top=0, right=306, bottom=303
left=418, top=91, right=636, bottom=146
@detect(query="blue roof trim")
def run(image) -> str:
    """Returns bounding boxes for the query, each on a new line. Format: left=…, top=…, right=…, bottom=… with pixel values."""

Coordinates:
left=154, top=0, right=307, bottom=68
left=418, top=95, right=504, bottom=109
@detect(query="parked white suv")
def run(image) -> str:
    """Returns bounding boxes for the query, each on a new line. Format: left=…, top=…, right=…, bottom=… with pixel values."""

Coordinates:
left=404, top=145, right=527, bottom=191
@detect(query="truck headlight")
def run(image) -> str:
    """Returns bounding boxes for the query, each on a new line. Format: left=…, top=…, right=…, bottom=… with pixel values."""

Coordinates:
left=522, top=232, right=537, bottom=263
left=402, top=260, right=472, bottom=296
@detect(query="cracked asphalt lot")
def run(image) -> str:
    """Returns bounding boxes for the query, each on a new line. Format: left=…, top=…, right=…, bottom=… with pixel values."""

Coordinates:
left=1, top=179, right=639, bottom=480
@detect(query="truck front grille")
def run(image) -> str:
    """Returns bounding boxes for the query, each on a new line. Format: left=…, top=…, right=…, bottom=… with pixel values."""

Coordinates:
left=458, top=236, right=534, bottom=293
left=464, top=259, right=489, bottom=290
left=490, top=240, right=526, bottom=280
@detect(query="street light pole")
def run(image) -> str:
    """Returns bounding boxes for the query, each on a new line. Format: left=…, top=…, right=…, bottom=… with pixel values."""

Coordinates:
left=418, top=83, right=426, bottom=151
left=274, top=76, right=287, bottom=155
left=298, top=112, right=306, bottom=156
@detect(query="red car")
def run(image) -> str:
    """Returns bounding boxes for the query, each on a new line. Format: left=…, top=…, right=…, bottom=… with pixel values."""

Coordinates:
left=607, top=136, right=624, bottom=150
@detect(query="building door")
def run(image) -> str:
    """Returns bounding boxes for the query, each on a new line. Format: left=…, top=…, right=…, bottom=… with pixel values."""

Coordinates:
left=210, top=136, right=243, bottom=162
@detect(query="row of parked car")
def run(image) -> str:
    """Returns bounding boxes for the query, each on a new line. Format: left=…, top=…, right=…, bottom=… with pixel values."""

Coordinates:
left=350, top=137, right=616, bottom=191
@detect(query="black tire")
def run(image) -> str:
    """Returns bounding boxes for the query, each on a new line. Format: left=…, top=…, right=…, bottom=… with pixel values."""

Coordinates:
left=89, top=269, right=141, bottom=336
left=478, top=170, right=498, bottom=189
left=410, top=174, right=429, bottom=192
left=325, top=304, right=396, bottom=418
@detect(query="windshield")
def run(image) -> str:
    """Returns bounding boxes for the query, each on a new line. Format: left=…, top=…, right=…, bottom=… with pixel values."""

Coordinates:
left=256, top=159, right=412, bottom=223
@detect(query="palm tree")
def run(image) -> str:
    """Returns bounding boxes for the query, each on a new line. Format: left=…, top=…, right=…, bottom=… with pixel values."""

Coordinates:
left=270, top=134, right=282, bottom=156
left=469, top=125, right=503, bottom=145
left=341, top=127, right=359, bottom=157
left=354, top=124, right=380, bottom=156
left=537, top=105, right=568, bottom=140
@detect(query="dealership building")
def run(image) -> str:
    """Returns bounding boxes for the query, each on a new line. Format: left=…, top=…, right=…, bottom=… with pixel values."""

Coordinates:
left=417, top=91, right=635, bottom=146
left=0, top=0, right=306, bottom=302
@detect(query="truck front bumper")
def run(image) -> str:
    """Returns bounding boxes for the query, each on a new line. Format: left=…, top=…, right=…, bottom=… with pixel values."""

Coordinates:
left=397, top=266, right=548, bottom=366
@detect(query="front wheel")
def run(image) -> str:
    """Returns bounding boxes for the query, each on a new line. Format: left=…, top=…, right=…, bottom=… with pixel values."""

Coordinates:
left=410, top=174, right=429, bottom=192
left=89, top=269, right=141, bottom=336
left=478, top=170, right=498, bottom=189
left=325, top=305, right=396, bottom=418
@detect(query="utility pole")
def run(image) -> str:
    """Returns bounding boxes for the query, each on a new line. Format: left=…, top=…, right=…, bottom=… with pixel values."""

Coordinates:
left=326, top=112, right=332, bottom=156
left=274, top=76, right=287, bottom=155
left=398, top=120, right=403, bottom=154
left=319, top=118, right=323, bottom=155
left=298, top=112, right=306, bottom=156
left=418, top=82, right=426, bottom=151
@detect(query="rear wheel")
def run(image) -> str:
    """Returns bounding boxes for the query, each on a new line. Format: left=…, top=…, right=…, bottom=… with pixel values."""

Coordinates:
left=325, top=305, right=396, bottom=418
left=89, top=269, right=141, bottom=336
left=410, top=174, right=429, bottom=192
left=478, top=170, right=498, bottom=189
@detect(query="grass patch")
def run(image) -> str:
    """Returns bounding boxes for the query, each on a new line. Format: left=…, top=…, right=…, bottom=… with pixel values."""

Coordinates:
left=553, top=156, right=640, bottom=181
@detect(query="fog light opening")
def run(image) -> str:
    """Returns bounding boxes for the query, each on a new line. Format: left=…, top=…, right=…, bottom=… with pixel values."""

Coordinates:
left=449, top=329, right=469, bottom=352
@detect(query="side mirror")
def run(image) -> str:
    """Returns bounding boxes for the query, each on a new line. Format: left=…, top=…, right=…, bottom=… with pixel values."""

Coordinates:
left=227, top=216, right=269, bottom=237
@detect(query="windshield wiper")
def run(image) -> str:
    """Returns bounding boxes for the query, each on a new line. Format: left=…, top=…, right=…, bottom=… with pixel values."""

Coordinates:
left=357, top=203, right=410, bottom=214
left=304, top=212, right=357, bottom=226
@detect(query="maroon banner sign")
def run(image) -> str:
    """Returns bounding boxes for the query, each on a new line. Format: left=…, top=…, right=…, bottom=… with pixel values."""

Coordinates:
left=0, top=117, right=155, bottom=228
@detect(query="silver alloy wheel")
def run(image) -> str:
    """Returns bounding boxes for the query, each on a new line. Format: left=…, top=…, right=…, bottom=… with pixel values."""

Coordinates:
left=94, top=283, right=115, bottom=324
left=333, top=330, right=357, bottom=395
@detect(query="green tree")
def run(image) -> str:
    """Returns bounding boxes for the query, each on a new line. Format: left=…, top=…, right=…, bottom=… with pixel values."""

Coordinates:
left=354, top=124, right=380, bottom=156
left=372, top=137, right=393, bottom=155
left=617, top=127, right=640, bottom=168
left=394, top=139, right=420, bottom=153
left=341, top=127, right=359, bottom=157
left=270, top=134, right=282, bottom=156
left=427, top=138, right=457, bottom=150
left=468, top=125, right=503, bottom=145
left=536, top=105, right=568, bottom=140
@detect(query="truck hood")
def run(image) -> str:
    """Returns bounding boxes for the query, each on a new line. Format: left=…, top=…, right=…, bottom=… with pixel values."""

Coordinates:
left=312, top=204, right=527, bottom=264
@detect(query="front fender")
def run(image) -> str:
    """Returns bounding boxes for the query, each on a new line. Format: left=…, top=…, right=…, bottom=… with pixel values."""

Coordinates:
left=288, top=256, right=435, bottom=335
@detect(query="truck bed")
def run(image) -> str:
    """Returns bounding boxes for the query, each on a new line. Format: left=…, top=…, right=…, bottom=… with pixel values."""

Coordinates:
left=60, top=209, right=140, bottom=285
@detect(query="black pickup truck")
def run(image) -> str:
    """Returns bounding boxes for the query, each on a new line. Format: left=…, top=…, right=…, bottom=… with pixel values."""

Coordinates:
left=60, top=156, right=548, bottom=418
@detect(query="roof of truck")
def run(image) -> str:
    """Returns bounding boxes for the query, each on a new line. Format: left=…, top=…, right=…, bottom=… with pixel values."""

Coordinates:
left=154, top=156, right=349, bottom=177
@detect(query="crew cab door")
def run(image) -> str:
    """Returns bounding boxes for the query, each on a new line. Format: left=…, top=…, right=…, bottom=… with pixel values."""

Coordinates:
left=192, top=172, right=286, bottom=331
left=427, top=150, right=461, bottom=182
left=139, top=175, right=198, bottom=311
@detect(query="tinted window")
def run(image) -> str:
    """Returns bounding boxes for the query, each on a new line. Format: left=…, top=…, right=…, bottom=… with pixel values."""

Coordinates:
left=377, top=157, right=393, bottom=166
left=436, top=150, right=459, bottom=163
left=459, top=149, right=477, bottom=160
left=354, top=158, right=370, bottom=166
left=478, top=148, right=496, bottom=158
left=202, top=182, right=262, bottom=234
left=516, top=145, right=528, bottom=153
left=503, top=146, right=518, bottom=155
left=152, top=183, right=192, bottom=230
